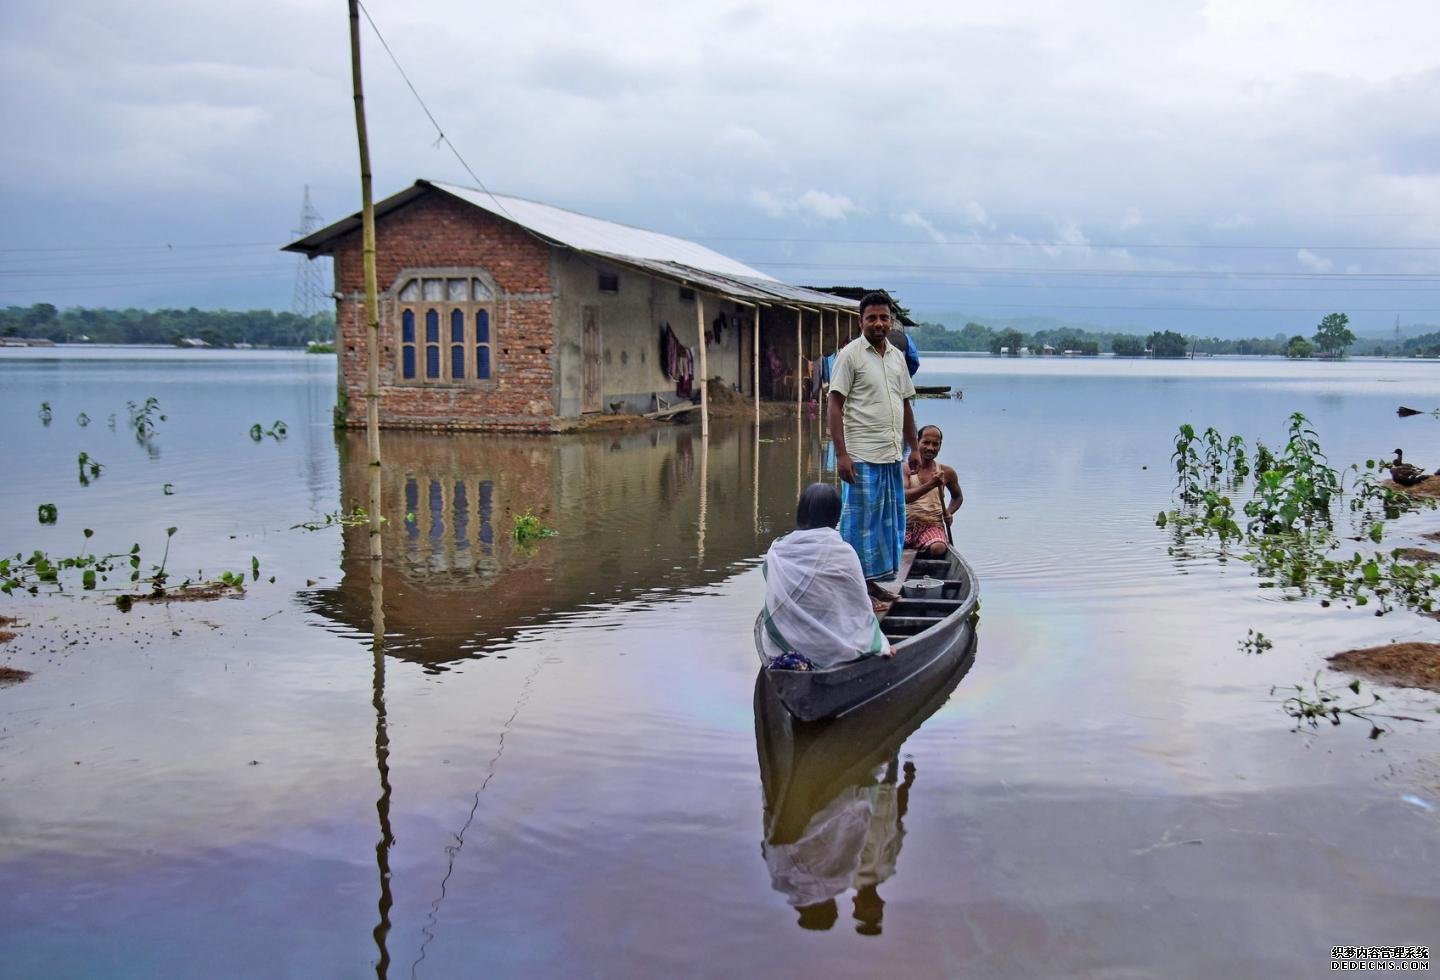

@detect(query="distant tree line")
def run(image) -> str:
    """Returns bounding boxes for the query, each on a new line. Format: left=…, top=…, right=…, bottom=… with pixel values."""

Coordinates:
left=0, top=303, right=335, bottom=348
left=909, top=321, right=1193, bottom=358
left=909, top=311, right=1440, bottom=359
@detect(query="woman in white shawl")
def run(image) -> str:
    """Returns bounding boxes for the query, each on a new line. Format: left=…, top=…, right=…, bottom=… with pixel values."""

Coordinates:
left=760, top=483, right=891, bottom=669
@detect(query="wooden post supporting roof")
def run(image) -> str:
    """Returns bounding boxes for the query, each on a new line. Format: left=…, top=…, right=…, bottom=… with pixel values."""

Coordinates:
left=753, top=305, right=760, bottom=416
left=794, top=306, right=803, bottom=416
left=695, top=289, right=709, bottom=439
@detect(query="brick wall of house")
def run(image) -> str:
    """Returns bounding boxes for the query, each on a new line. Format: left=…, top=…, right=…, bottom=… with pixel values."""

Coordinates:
left=329, top=189, right=559, bottom=432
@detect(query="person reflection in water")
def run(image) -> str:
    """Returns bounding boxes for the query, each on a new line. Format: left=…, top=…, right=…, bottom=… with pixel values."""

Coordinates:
left=759, top=483, right=892, bottom=670
left=767, top=755, right=917, bottom=935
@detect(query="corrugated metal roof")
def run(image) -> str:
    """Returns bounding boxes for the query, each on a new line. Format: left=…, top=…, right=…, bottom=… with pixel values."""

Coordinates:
left=281, top=179, right=861, bottom=311
left=431, top=182, right=775, bottom=282
left=594, top=255, right=853, bottom=310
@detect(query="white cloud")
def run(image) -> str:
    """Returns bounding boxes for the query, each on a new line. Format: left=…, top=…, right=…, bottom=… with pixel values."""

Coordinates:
left=1119, top=207, right=1143, bottom=230
left=795, top=190, right=858, bottom=222
left=1296, top=249, right=1335, bottom=272
left=899, top=210, right=948, bottom=243
left=748, top=188, right=857, bottom=222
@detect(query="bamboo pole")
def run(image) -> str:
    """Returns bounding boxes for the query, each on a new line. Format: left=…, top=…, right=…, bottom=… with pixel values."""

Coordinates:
left=349, top=5, right=391, bottom=974
left=695, top=289, right=709, bottom=439
left=349, top=0, right=383, bottom=581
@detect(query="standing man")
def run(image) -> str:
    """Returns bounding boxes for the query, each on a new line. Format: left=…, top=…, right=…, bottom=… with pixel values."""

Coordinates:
left=828, top=292, right=919, bottom=597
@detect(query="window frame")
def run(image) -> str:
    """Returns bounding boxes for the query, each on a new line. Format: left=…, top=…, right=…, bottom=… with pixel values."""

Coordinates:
left=390, top=268, right=498, bottom=387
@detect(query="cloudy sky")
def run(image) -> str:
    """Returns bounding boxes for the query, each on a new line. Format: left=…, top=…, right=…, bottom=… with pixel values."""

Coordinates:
left=3, top=0, right=1439, bottom=336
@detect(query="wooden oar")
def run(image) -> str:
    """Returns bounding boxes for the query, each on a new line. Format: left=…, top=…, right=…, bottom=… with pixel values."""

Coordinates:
left=934, top=482, right=953, bottom=545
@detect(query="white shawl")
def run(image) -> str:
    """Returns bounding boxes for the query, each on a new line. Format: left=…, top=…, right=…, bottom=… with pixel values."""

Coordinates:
left=760, top=527, right=886, bottom=668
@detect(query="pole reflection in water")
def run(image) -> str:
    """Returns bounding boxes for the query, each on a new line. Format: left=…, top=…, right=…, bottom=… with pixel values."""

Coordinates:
left=754, top=634, right=975, bottom=935
left=370, top=466, right=394, bottom=977
left=698, top=434, right=708, bottom=568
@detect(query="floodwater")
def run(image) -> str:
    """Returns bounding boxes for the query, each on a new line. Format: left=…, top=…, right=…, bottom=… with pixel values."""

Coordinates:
left=2, top=347, right=1438, bottom=978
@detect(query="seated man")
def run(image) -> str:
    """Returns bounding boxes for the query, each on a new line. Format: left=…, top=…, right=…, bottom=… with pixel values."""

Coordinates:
left=903, top=424, right=963, bottom=558
left=759, top=483, right=892, bottom=669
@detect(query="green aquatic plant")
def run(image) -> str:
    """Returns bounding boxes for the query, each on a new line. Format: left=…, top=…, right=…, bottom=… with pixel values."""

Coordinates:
left=1161, top=414, right=1440, bottom=616
left=250, top=419, right=289, bottom=441
left=38, top=402, right=52, bottom=425
left=77, top=452, right=104, bottom=486
left=1272, top=674, right=1424, bottom=739
left=513, top=511, right=557, bottom=548
left=290, top=506, right=372, bottom=531
left=152, top=526, right=177, bottom=591
left=126, top=397, right=166, bottom=440
left=2, top=537, right=140, bottom=597
left=37, top=503, right=57, bottom=525
left=1171, top=423, right=1202, bottom=503
left=1238, top=629, right=1273, bottom=655
left=76, top=412, right=90, bottom=427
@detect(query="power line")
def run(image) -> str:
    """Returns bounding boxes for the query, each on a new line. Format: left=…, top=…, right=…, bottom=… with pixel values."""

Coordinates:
left=703, top=235, right=1440, bottom=251
left=0, top=271, right=288, bottom=296
left=757, top=261, right=1440, bottom=281
left=0, top=242, right=276, bottom=254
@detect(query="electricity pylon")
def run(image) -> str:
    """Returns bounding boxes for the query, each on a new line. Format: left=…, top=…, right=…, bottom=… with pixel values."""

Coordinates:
left=291, top=185, right=331, bottom=323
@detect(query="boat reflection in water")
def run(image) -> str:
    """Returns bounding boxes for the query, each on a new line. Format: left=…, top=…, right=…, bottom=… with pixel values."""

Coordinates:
left=754, top=633, right=976, bottom=934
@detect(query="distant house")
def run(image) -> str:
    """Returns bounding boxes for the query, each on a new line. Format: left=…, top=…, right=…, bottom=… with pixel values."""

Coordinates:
left=284, top=180, right=864, bottom=432
left=178, top=337, right=209, bottom=348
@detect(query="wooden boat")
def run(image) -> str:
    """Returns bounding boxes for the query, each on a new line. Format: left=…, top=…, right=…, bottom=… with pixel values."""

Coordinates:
left=913, top=384, right=952, bottom=397
left=754, top=545, right=979, bottom=722
left=755, top=630, right=975, bottom=847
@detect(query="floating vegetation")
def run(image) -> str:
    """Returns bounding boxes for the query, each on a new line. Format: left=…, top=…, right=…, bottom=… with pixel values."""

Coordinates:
left=76, top=411, right=90, bottom=427
left=513, top=511, right=557, bottom=549
left=38, top=402, right=52, bottom=425
left=151, top=526, right=177, bottom=592
left=163, top=483, right=175, bottom=495
left=1271, top=674, right=1425, bottom=739
left=1238, top=629, right=1273, bottom=655
left=37, top=503, right=57, bottom=525
left=249, top=419, right=289, bottom=441
left=126, top=397, right=166, bottom=440
left=291, top=506, right=371, bottom=531
left=1162, top=412, right=1440, bottom=616
left=2, top=536, right=139, bottom=597
left=77, top=452, right=104, bottom=487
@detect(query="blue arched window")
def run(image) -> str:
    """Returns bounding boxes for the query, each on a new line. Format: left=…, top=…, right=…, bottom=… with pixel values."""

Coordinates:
left=401, top=309, right=416, bottom=379
left=476, top=309, right=491, bottom=379
left=394, top=274, right=496, bottom=385
left=450, top=309, right=465, bottom=379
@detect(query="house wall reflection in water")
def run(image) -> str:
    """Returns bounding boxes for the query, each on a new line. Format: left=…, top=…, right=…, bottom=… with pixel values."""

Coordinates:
left=306, top=418, right=836, bottom=667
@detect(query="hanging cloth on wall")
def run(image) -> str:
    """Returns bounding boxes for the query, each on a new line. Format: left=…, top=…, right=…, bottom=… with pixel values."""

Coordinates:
left=660, top=321, right=695, bottom=396
left=677, top=347, right=694, bottom=398
left=660, top=323, right=679, bottom=381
